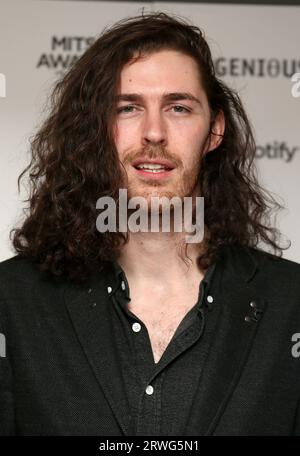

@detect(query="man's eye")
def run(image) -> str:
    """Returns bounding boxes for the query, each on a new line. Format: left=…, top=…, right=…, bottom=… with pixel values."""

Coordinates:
left=117, top=105, right=136, bottom=114
left=171, top=105, right=190, bottom=113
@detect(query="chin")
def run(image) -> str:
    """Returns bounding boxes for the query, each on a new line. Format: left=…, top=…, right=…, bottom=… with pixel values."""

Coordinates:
left=128, top=186, right=182, bottom=201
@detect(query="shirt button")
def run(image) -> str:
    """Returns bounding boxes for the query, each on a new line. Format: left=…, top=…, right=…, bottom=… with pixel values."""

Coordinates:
left=207, top=295, right=214, bottom=303
left=132, top=322, right=141, bottom=333
left=145, top=385, right=154, bottom=395
left=121, top=280, right=126, bottom=291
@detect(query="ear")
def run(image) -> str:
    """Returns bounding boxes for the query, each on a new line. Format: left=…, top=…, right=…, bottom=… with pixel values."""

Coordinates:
left=204, top=110, right=225, bottom=155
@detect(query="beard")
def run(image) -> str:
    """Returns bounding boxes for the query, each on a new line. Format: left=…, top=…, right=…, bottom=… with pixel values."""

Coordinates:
left=120, top=143, right=201, bottom=204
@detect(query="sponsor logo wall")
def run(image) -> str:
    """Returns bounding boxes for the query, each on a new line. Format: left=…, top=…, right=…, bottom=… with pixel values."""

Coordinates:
left=0, top=0, right=299, bottom=261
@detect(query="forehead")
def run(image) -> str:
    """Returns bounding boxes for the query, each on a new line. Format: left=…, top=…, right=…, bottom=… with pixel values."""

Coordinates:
left=118, top=49, right=203, bottom=94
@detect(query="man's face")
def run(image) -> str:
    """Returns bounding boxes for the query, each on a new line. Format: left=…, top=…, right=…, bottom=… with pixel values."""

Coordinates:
left=113, top=49, right=222, bottom=202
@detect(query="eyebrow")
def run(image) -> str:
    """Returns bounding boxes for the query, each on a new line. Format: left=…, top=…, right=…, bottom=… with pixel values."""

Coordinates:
left=115, top=92, right=203, bottom=107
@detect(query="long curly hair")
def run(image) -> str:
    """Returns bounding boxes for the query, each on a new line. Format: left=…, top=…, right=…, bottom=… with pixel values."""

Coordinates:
left=10, top=12, right=288, bottom=283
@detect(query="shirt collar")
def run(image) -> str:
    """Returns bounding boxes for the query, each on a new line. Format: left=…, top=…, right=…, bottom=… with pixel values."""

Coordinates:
left=109, top=258, right=217, bottom=303
left=105, top=244, right=260, bottom=310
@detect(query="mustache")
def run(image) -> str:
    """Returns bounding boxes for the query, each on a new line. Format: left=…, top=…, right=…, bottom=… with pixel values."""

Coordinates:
left=122, top=144, right=182, bottom=168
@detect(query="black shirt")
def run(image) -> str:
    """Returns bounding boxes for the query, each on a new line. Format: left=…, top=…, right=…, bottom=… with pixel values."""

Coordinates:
left=106, top=259, right=220, bottom=435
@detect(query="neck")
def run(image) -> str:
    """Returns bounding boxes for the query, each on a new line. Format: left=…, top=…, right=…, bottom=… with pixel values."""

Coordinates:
left=117, top=231, right=204, bottom=287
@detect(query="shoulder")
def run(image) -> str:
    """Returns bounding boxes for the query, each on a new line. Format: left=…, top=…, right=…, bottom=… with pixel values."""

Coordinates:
left=0, top=254, right=69, bottom=307
left=0, top=254, right=42, bottom=281
left=0, top=254, right=108, bottom=301
left=222, top=244, right=300, bottom=294
left=222, top=243, right=300, bottom=273
left=0, top=254, right=60, bottom=288
left=245, top=246, right=300, bottom=301
left=247, top=246, right=300, bottom=275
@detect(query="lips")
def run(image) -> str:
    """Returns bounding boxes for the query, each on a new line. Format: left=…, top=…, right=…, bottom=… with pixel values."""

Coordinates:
left=131, top=158, right=175, bottom=172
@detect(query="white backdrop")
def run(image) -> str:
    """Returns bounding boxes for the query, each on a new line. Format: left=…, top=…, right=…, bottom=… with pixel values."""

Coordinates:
left=0, top=0, right=299, bottom=262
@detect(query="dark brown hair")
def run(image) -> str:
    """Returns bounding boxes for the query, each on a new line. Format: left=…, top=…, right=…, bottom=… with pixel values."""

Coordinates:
left=10, top=12, right=288, bottom=282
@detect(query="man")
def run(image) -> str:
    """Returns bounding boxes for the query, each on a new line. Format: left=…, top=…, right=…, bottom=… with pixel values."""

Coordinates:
left=0, top=12, right=300, bottom=436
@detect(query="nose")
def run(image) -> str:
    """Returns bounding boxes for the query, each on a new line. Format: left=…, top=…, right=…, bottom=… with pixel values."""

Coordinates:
left=141, top=109, right=167, bottom=147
